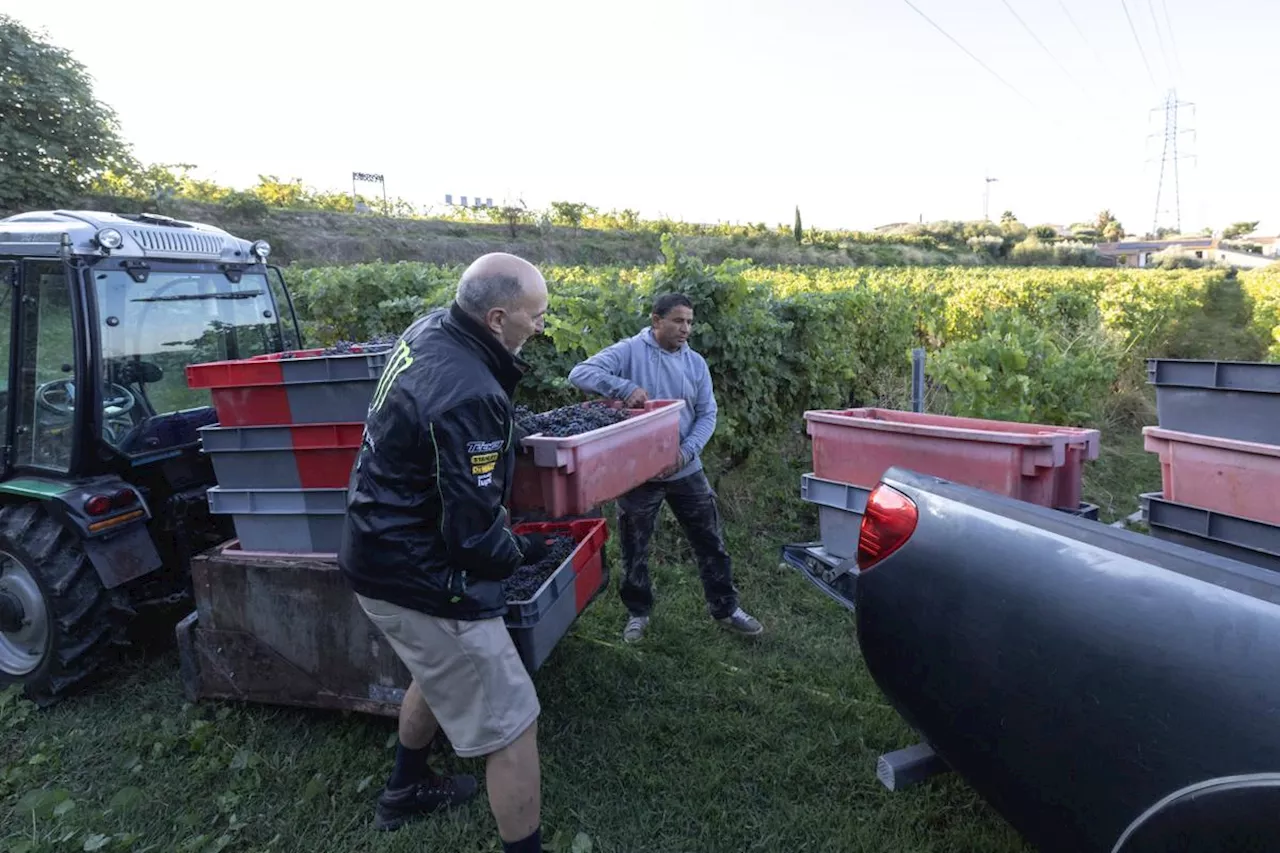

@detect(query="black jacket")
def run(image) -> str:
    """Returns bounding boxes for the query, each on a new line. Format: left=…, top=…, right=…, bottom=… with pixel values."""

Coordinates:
left=338, top=302, right=536, bottom=620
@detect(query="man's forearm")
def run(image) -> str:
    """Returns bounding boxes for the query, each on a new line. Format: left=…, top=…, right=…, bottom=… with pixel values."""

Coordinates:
left=681, top=412, right=717, bottom=462
left=568, top=364, right=633, bottom=399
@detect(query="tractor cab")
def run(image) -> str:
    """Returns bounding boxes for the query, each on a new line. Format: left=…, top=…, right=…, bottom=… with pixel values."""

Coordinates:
left=0, top=210, right=301, bottom=704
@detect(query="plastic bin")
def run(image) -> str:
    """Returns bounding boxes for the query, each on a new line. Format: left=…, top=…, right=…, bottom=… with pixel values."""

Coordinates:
left=803, top=408, right=1100, bottom=510
left=509, top=399, right=686, bottom=517
left=507, top=518, right=609, bottom=671
left=199, top=423, right=363, bottom=489
left=798, top=473, right=1099, bottom=559
left=1143, top=426, right=1280, bottom=527
left=800, top=474, right=871, bottom=559
left=514, top=518, right=611, bottom=614
left=206, top=486, right=348, bottom=554
left=1140, top=492, right=1280, bottom=574
left=186, top=350, right=390, bottom=427
left=1147, top=358, right=1280, bottom=445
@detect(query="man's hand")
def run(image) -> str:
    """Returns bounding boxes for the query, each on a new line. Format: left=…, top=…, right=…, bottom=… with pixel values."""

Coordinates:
left=624, top=387, right=649, bottom=408
left=656, top=449, right=689, bottom=480
left=519, top=534, right=552, bottom=565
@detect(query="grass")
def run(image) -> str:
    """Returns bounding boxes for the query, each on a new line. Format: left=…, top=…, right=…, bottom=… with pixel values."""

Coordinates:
left=0, top=436, right=1053, bottom=853
left=1, top=400, right=1166, bottom=853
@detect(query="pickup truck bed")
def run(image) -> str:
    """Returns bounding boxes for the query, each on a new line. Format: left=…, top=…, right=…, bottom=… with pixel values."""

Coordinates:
left=838, top=467, right=1280, bottom=853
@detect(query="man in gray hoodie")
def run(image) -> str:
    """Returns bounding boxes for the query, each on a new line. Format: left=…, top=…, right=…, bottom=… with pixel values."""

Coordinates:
left=567, top=292, right=763, bottom=643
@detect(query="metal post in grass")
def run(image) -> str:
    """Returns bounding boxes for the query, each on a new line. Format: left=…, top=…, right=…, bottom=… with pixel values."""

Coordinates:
left=911, top=348, right=926, bottom=413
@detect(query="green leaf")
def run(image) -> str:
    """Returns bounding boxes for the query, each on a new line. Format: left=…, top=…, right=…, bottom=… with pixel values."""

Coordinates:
left=571, top=833, right=594, bottom=853
left=109, top=787, right=144, bottom=812
left=16, top=787, right=70, bottom=818
left=83, top=834, right=110, bottom=852
left=301, top=775, right=325, bottom=802
left=53, top=797, right=76, bottom=818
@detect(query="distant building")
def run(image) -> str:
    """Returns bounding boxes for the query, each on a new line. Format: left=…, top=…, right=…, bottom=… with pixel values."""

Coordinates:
left=1095, top=237, right=1216, bottom=268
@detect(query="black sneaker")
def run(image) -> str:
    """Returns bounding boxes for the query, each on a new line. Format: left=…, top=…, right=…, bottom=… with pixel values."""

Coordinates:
left=374, top=774, right=480, bottom=831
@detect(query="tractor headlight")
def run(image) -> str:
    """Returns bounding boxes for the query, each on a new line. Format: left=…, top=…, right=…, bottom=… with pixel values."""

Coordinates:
left=95, top=228, right=123, bottom=250
left=250, top=240, right=271, bottom=261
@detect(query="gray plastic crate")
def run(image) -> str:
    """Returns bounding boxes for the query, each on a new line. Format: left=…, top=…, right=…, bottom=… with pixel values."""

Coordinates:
left=207, top=486, right=348, bottom=514
left=1147, top=358, right=1280, bottom=445
left=207, top=486, right=348, bottom=554
left=284, top=381, right=380, bottom=424
left=507, top=560, right=578, bottom=672
left=1140, top=492, right=1280, bottom=574
left=228, top=514, right=344, bottom=555
left=199, top=424, right=362, bottom=489
left=280, top=352, right=390, bottom=385
left=800, top=474, right=871, bottom=559
left=207, top=451, right=304, bottom=489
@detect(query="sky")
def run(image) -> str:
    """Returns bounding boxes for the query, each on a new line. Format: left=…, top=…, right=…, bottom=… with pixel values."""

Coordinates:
left=6, top=0, right=1279, bottom=235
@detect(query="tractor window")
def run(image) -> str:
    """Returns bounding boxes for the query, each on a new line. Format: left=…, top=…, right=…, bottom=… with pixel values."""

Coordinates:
left=92, top=269, right=282, bottom=445
left=14, top=261, right=77, bottom=472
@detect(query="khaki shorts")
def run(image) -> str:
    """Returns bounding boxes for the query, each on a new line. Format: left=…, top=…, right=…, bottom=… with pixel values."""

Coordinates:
left=356, top=594, right=540, bottom=758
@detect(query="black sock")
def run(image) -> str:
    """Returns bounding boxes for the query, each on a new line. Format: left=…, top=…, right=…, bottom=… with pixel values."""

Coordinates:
left=388, top=739, right=432, bottom=789
left=503, top=827, right=541, bottom=853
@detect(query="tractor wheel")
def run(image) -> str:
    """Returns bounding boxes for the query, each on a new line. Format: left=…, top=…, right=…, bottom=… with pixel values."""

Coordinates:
left=0, top=502, right=132, bottom=706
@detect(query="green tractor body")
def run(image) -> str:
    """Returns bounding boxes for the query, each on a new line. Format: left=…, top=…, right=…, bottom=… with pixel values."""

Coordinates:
left=0, top=210, right=301, bottom=704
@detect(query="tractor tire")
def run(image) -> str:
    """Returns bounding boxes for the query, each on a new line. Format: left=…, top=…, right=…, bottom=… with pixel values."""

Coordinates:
left=0, top=501, right=133, bottom=707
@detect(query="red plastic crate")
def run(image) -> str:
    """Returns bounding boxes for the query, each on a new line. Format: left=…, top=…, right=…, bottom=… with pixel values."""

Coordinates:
left=513, top=518, right=610, bottom=614
left=804, top=408, right=1101, bottom=510
left=1143, top=426, right=1280, bottom=526
left=199, top=423, right=364, bottom=489
left=509, top=400, right=686, bottom=517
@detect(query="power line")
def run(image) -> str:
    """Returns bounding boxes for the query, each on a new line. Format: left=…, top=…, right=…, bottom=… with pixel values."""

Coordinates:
left=1146, top=0, right=1173, bottom=81
left=1000, top=0, right=1088, bottom=96
left=1056, top=0, right=1108, bottom=69
left=899, top=0, right=1035, bottom=107
left=1162, top=0, right=1184, bottom=80
left=1119, top=0, right=1157, bottom=89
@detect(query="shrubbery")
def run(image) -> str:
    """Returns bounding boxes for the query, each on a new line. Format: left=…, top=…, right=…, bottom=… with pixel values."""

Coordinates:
left=280, top=242, right=1278, bottom=462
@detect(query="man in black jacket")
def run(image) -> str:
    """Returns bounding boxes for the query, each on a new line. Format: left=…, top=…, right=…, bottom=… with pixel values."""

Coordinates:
left=339, top=252, right=551, bottom=853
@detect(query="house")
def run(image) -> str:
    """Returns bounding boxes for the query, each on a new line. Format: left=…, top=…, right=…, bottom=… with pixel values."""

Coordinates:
left=1095, top=237, right=1216, bottom=268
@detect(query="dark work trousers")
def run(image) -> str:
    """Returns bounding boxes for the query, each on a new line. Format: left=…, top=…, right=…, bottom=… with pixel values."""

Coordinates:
left=615, top=469, right=740, bottom=620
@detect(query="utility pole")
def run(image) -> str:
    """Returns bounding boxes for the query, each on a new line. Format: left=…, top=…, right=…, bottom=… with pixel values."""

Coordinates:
left=1149, top=89, right=1196, bottom=236
left=983, top=176, right=999, bottom=221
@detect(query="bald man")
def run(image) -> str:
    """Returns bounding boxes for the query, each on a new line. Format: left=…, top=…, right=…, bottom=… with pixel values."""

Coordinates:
left=340, top=253, right=551, bottom=853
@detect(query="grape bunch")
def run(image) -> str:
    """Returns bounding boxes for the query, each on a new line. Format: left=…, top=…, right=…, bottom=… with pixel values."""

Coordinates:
left=321, top=334, right=400, bottom=355
left=503, top=535, right=576, bottom=602
left=515, top=401, right=630, bottom=438
left=278, top=334, right=400, bottom=359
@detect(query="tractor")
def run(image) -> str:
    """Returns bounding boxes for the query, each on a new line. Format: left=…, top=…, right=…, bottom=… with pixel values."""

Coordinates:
left=0, top=209, right=301, bottom=706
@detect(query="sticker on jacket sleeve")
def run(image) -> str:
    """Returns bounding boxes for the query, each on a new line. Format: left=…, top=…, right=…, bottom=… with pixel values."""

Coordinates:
left=467, top=440, right=503, bottom=454
left=477, top=472, right=493, bottom=487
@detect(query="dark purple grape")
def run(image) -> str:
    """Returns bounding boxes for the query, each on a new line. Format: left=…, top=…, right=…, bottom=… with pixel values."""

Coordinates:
left=515, top=401, right=630, bottom=438
left=503, top=535, right=576, bottom=602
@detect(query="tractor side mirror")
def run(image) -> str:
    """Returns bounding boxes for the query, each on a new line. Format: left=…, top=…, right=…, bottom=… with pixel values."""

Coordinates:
left=136, top=361, right=163, bottom=383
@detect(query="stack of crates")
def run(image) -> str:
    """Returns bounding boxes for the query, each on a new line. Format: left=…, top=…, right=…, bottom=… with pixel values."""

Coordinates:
left=185, top=346, right=389, bottom=555
left=183, top=346, right=630, bottom=674
left=784, top=408, right=1102, bottom=604
left=1141, top=359, right=1280, bottom=574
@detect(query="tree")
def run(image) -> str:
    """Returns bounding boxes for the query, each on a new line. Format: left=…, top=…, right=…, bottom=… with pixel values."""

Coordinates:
left=793, top=206, right=802, bottom=243
left=1093, top=209, right=1124, bottom=242
left=0, top=15, right=135, bottom=209
left=1222, top=220, right=1261, bottom=240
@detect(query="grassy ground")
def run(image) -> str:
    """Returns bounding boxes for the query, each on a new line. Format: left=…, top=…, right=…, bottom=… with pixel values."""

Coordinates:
left=1, top=424, right=1158, bottom=853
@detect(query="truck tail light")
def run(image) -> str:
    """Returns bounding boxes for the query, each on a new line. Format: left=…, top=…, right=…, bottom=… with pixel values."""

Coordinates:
left=857, top=483, right=918, bottom=570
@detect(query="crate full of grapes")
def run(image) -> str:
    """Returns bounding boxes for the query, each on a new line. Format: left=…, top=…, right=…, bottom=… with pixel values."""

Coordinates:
left=509, top=400, right=686, bottom=517
left=185, top=336, right=399, bottom=427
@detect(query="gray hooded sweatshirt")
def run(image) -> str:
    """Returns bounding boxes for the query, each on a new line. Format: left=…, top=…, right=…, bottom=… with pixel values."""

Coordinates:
left=567, top=327, right=717, bottom=482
